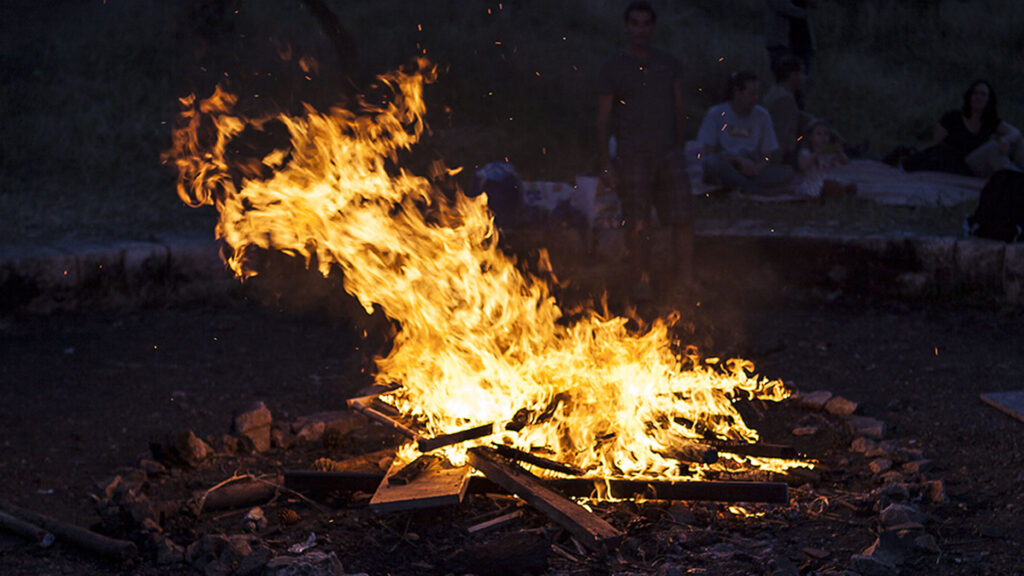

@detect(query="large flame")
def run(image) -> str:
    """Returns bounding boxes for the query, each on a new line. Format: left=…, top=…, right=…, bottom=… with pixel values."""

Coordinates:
left=166, top=60, right=797, bottom=480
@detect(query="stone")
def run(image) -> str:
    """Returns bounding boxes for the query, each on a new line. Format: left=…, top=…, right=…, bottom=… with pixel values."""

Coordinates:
left=914, top=533, right=941, bottom=554
left=848, top=554, right=899, bottom=576
left=901, top=459, right=933, bottom=474
left=296, top=421, right=326, bottom=443
left=923, top=479, right=946, bottom=503
left=869, top=458, right=893, bottom=475
left=824, top=395, right=858, bottom=415
left=234, top=544, right=274, bottom=576
left=851, top=437, right=877, bottom=453
left=186, top=534, right=231, bottom=570
left=242, top=507, right=267, bottom=533
left=892, top=447, right=925, bottom=463
left=234, top=401, right=273, bottom=453
left=846, top=415, right=886, bottom=439
left=271, top=426, right=295, bottom=449
left=139, top=459, right=167, bottom=475
left=792, top=426, right=819, bottom=436
left=265, top=551, right=345, bottom=576
left=156, top=429, right=213, bottom=469
left=154, top=535, right=185, bottom=565
left=880, top=503, right=927, bottom=527
left=954, top=238, right=1004, bottom=292
left=797, top=390, right=833, bottom=410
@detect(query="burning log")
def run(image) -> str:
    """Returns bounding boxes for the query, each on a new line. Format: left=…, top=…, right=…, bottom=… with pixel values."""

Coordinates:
left=285, top=470, right=789, bottom=504
left=0, top=500, right=136, bottom=559
left=417, top=423, right=496, bottom=453
left=708, top=441, right=799, bottom=460
left=466, top=446, right=622, bottom=554
left=346, top=396, right=423, bottom=441
left=0, top=509, right=54, bottom=548
left=491, top=444, right=585, bottom=476
left=543, top=478, right=790, bottom=503
left=667, top=440, right=719, bottom=465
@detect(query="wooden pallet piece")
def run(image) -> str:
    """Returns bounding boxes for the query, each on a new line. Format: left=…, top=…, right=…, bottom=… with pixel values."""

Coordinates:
left=368, top=454, right=471, bottom=513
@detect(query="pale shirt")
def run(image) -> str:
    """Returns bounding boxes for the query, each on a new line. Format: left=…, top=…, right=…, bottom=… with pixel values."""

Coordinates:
left=697, top=102, right=780, bottom=159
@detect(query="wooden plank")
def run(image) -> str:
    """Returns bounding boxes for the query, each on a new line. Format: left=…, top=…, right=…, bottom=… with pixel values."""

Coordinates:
left=418, top=423, right=495, bottom=452
left=286, top=470, right=787, bottom=503
left=544, top=478, right=789, bottom=503
left=491, top=444, right=584, bottom=476
left=981, top=391, right=1024, bottom=424
left=467, top=447, right=622, bottom=553
left=368, top=454, right=470, bottom=513
left=466, top=509, right=523, bottom=534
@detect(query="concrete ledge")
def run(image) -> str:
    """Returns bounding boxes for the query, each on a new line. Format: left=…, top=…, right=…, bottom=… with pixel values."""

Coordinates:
left=2, top=229, right=1021, bottom=312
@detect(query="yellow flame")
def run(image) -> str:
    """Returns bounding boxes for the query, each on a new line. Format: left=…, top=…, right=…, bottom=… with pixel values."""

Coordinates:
left=165, top=59, right=794, bottom=480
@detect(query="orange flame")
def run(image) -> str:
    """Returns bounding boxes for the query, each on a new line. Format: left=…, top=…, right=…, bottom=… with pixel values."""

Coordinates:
left=165, top=60, right=800, bottom=480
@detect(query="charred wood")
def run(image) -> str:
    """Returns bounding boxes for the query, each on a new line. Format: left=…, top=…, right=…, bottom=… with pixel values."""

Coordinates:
left=466, top=446, right=622, bottom=553
left=491, top=444, right=585, bottom=476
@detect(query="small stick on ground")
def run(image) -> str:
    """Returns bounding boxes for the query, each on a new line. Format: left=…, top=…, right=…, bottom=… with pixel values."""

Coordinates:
left=0, top=509, right=54, bottom=547
left=0, top=500, right=136, bottom=559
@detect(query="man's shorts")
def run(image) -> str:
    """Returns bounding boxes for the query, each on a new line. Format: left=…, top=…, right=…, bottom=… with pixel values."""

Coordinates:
left=615, top=147, right=693, bottom=226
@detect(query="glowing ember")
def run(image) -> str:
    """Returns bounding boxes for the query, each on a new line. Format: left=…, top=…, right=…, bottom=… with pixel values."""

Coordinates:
left=165, top=59, right=804, bottom=481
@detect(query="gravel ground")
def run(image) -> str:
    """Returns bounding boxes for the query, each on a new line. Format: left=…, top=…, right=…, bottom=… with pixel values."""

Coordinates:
left=1, top=274, right=1022, bottom=575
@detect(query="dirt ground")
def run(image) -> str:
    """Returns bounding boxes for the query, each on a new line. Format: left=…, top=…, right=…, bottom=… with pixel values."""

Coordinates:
left=1, top=277, right=1023, bottom=575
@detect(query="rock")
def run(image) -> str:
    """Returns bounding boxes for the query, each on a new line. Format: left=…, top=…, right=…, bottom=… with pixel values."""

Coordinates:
left=797, top=390, right=833, bottom=410
left=186, top=534, right=231, bottom=570
left=892, top=447, right=925, bottom=463
left=271, top=426, right=295, bottom=449
left=802, top=547, right=830, bottom=560
left=869, top=458, right=893, bottom=475
left=792, top=426, right=819, bottom=436
left=877, top=470, right=905, bottom=485
left=901, top=459, right=933, bottom=474
left=235, top=544, right=273, bottom=576
left=296, top=421, right=326, bottom=443
left=923, top=479, right=946, bottom=503
left=914, top=533, right=941, bottom=554
left=139, top=459, right=167, bottom=475
left=234, top=401, right=273, bottom=453
left=154, top=535, right=185, bottom=565
left=845, top=415, right=885, bottom=439
left=824, top=395, right=858, bottom=415
left=153, top=429, right=213, bottom=469
left=851, top=437, right=877, bottom=453
left=848, top=553, right=899, bottom=576
left=265, top=551, right=346, bottom=576
left=880, top=503, right=926, bottom=527
left=243, top=507, right=267, bottom=533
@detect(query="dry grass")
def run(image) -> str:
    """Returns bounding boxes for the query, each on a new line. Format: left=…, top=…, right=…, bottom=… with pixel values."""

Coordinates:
left=0, top=0, right=1019, bottom=244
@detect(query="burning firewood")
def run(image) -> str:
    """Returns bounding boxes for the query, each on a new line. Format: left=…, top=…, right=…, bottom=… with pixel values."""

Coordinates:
left=490, top=443, right=585, bottom=476
left=466, top=446, right=622, bottom=554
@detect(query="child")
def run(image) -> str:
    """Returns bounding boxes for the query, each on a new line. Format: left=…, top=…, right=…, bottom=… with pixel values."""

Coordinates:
left=796, top=119, right=856, bottom=199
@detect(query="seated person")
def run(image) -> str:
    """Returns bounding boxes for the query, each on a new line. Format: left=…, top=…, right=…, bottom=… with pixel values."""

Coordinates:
left=698, top=71, right=794, bottom=196
left=763, top=55, right=812, bottom=166
left=796, top=119, right=855, bottom=198
left=902, top=80, right=1022, bottom=177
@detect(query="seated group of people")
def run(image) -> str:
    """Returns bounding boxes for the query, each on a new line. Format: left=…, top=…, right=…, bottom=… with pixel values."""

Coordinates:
left=698, top=57, right=1024, bottom=198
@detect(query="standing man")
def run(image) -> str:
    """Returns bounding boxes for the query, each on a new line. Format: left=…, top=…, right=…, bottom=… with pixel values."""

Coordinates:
left=763, top=0, right=817, bottom=108
left=698, top=71, right=794, bottom=196
left=597, top=1, right=694, bottom=301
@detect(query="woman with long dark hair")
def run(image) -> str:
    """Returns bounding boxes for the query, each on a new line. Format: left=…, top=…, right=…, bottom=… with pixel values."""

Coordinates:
left=902, top=80, right=1022, bottom=176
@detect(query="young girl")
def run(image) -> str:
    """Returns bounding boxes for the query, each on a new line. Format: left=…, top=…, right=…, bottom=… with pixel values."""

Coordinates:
left=796, top=119, right=855, bottom=199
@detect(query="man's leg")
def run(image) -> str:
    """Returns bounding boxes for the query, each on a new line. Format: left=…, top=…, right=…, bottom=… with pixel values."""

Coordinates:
left=658, top=148, right=695, bottom=287
left=704, top=153, right=756, bottom=194
left=616, top=155, right=655, bottom=300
